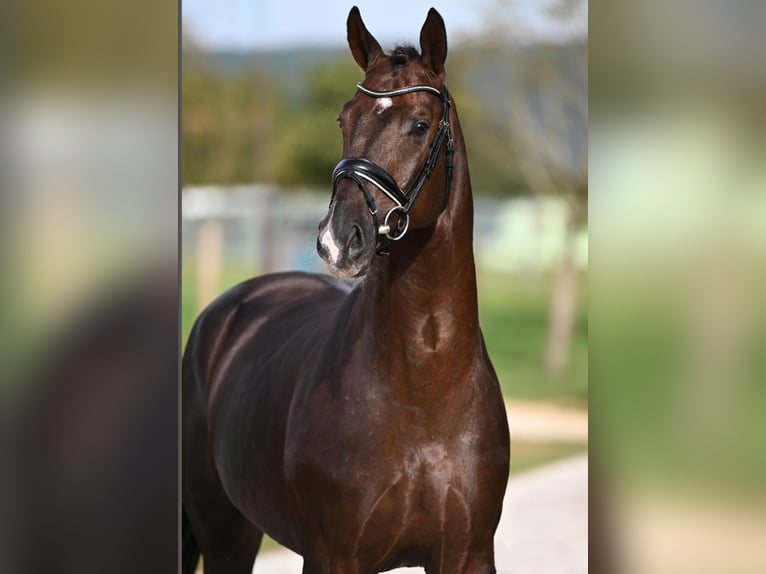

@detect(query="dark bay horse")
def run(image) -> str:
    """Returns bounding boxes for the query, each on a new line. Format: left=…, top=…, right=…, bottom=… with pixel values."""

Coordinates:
left=183, top=7, right=510, bottom=573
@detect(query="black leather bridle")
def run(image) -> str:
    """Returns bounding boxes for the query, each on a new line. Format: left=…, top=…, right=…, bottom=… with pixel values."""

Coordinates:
left=331, top=82, right=454, bottom=254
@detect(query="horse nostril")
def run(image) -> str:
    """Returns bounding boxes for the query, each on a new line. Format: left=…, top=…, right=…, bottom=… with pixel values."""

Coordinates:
left=346, top=223, right=364, bottom=257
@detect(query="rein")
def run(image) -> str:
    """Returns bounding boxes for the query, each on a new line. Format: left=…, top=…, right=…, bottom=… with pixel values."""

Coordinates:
left=331, top=82, right=454, bottom=254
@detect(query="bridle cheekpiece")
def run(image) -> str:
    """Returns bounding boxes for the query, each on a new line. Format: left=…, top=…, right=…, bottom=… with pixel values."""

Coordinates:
left=331, top=82, right=454, bottom=254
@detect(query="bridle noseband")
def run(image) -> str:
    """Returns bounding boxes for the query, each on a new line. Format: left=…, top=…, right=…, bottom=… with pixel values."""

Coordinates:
left=331, top=82, right=454, bottom=254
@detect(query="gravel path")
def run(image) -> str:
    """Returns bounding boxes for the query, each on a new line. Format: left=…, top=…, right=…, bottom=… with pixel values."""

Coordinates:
left=251, top=453, right=588, bottom=574
left=495, top=454, right=588, bottom=574
left=505, top=401, right=588, bottom=443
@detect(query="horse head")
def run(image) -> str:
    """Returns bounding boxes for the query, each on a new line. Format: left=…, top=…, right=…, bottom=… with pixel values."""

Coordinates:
left=317, top=7, right=454, bottom=278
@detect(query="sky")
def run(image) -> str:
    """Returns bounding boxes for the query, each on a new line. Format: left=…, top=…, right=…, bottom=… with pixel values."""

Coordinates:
left=183, top=0, right=587, bottom=50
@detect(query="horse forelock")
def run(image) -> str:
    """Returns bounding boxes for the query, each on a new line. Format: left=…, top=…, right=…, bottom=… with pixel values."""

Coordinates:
left=388, top=45, right=420, bottom=67
left=367, top=46, right=439, bottom=88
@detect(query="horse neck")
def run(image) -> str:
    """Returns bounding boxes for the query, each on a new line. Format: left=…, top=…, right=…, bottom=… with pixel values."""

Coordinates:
left=359, top=115, right=482, bottom=388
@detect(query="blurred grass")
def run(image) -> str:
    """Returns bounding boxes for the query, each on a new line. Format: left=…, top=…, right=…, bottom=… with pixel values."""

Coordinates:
left=181, top=259, right=255, bottom=343
left=182, top=260, right=588, bottom=405
left=478, top=273, right=588, bottom=406
left=594, top=282, right=766, bottom=500
left=510, top=440, right=588, bottom=476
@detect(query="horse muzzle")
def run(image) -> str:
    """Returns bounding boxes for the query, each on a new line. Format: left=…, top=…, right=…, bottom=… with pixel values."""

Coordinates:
left=317, top=187, right=376, bottom=278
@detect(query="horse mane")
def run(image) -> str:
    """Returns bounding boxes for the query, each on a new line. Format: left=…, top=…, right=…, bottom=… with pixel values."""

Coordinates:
left=388, top=45, right=420, bottom=67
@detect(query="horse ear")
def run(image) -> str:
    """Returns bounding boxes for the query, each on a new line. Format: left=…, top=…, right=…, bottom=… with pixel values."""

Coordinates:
left=419, top=8, right=448, bottom=78
left=347, top=6, right=383, bottom=71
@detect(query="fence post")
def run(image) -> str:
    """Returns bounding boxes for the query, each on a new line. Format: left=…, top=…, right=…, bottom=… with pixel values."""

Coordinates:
left=197, top=218, right=223, bottom=313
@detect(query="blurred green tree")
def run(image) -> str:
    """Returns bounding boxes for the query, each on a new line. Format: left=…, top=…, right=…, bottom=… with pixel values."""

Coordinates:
left=272, top=58, right=361, bottom=187
left=465, top=0, right=588, bottom=378
left=182, top=40, right=279, bottom=185
left=449, top=49, right=529, bottom=196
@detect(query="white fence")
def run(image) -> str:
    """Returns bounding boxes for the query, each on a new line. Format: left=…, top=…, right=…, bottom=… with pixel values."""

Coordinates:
left=182, top=185, right=587, bottom=304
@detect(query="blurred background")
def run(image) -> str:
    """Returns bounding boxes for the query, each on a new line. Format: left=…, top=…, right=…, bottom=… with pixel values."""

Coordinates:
left=3, top=0, right=177, bottom=572
left=6, top=0, right=763, bottom=571
left=590, top=0, right=766, bottom=571
left=182, top=0, right=588, bottom=570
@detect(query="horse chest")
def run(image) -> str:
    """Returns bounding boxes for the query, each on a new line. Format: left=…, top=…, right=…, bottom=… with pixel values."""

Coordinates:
left=283, top=362, right=507, bottom=562
left=291, top=407, right=481, bottom=537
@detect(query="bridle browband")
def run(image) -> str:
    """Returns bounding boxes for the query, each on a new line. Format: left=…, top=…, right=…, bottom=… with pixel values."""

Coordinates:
left=331, top=82, right=454, bottom=254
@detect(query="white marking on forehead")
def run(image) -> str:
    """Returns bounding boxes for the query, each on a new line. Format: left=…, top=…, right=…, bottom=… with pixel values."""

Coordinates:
left=375, top=97, right=393, bottom=113
left=320, top=227, right=341, bottom=265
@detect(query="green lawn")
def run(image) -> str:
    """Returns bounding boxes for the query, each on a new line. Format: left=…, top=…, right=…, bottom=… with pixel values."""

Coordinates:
left=181, top=259, right=257, bottom=344
left=510, top=440, right=588, bottom=476
left=477, top=273, right=588, bottom=406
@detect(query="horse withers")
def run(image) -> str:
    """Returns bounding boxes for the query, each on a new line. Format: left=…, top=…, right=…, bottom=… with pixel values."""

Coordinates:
left=183, top=7, right=510, bottom=573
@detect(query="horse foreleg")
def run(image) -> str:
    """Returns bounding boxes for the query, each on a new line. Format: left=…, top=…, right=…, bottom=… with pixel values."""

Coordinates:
left=184, top=438, right=264, bottom=573
left=427, top=552, right=496, bottom=574
left=185, top=499, right=262, bottom=574
left=301, top=555, right=366, bottom=574
left=427, top=531, right=496, bottom=574
left=202, top=543, right=263, bottom=574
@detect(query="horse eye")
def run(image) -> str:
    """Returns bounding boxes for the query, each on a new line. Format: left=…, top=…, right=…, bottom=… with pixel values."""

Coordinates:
left=413, top=120, right=429, bottom=135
